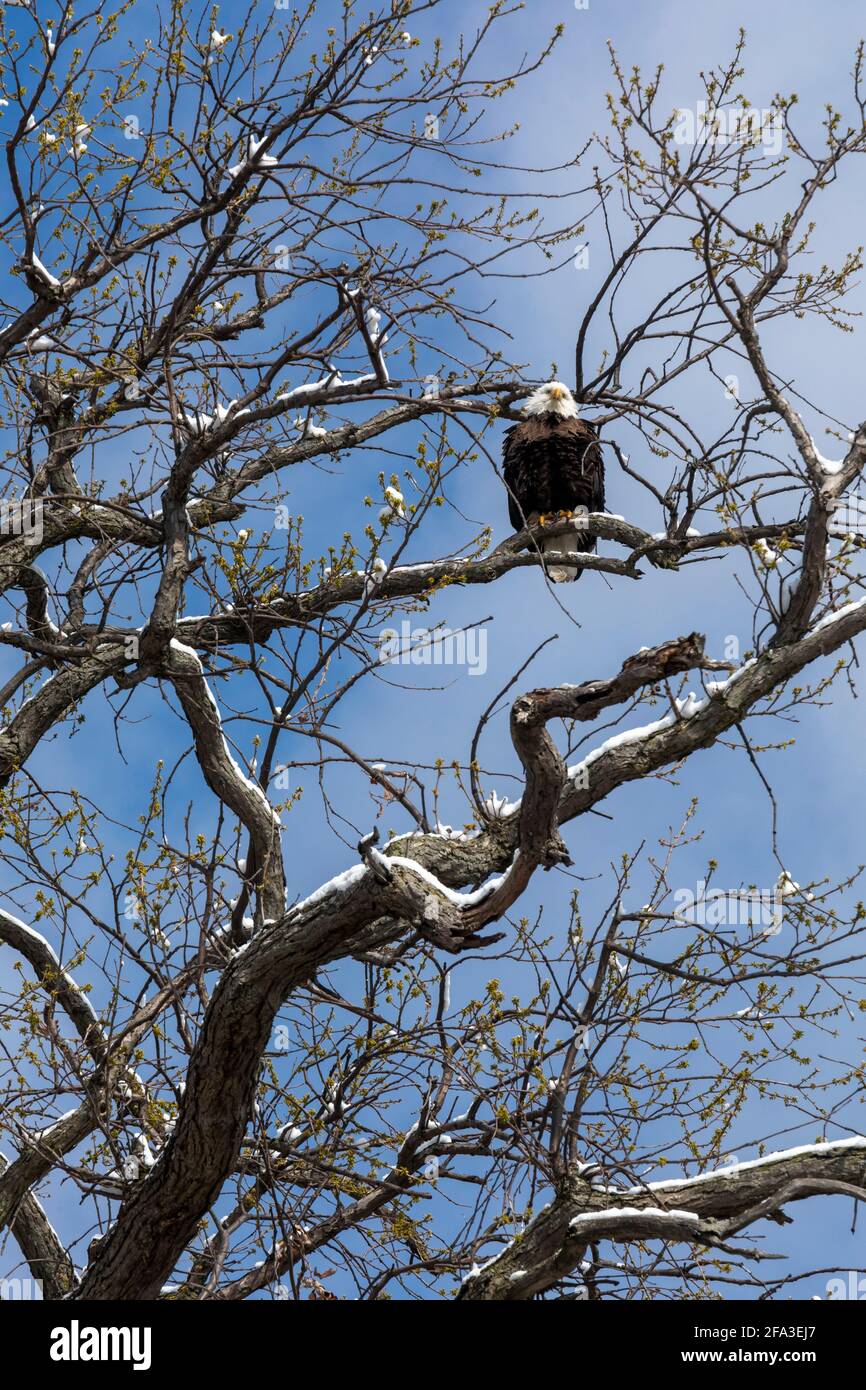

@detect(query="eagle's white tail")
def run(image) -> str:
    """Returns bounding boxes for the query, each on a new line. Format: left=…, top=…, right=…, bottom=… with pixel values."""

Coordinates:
left=541, top=535, right=580, bottom=583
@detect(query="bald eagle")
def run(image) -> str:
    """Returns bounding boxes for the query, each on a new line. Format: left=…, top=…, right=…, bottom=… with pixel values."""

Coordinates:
left=503, top=381, right=604, bottom=582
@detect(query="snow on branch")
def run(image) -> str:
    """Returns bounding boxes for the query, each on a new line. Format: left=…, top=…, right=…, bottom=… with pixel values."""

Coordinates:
left=459, top=1134, right=866, bottom=1300
left=165, top=639, right=285, bottom=927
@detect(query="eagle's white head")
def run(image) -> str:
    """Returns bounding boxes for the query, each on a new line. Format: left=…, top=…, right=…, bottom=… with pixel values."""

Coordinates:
left=522, top=380, right=579, bottom=419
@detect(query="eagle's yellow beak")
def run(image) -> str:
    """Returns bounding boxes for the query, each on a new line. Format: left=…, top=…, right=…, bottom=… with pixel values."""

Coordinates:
left=549, top=385, right=565, bottom=400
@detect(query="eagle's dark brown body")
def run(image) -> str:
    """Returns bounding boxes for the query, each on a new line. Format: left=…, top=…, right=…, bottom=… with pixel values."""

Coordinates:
left=503, top=413, right=604, bottom=580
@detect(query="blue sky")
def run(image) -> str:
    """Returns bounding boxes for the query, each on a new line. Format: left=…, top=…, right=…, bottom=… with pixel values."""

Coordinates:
left=2, top=0, right=866, bottom=1297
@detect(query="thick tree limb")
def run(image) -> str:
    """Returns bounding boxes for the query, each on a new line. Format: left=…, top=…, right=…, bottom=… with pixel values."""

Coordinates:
left=71, top=607, right=866, bottom=1299
left=458, top=1137, right=866, bottom=1299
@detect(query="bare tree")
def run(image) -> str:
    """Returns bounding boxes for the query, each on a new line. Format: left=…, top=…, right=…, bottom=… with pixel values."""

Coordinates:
left=2, top=3, right=866, bottom=1303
